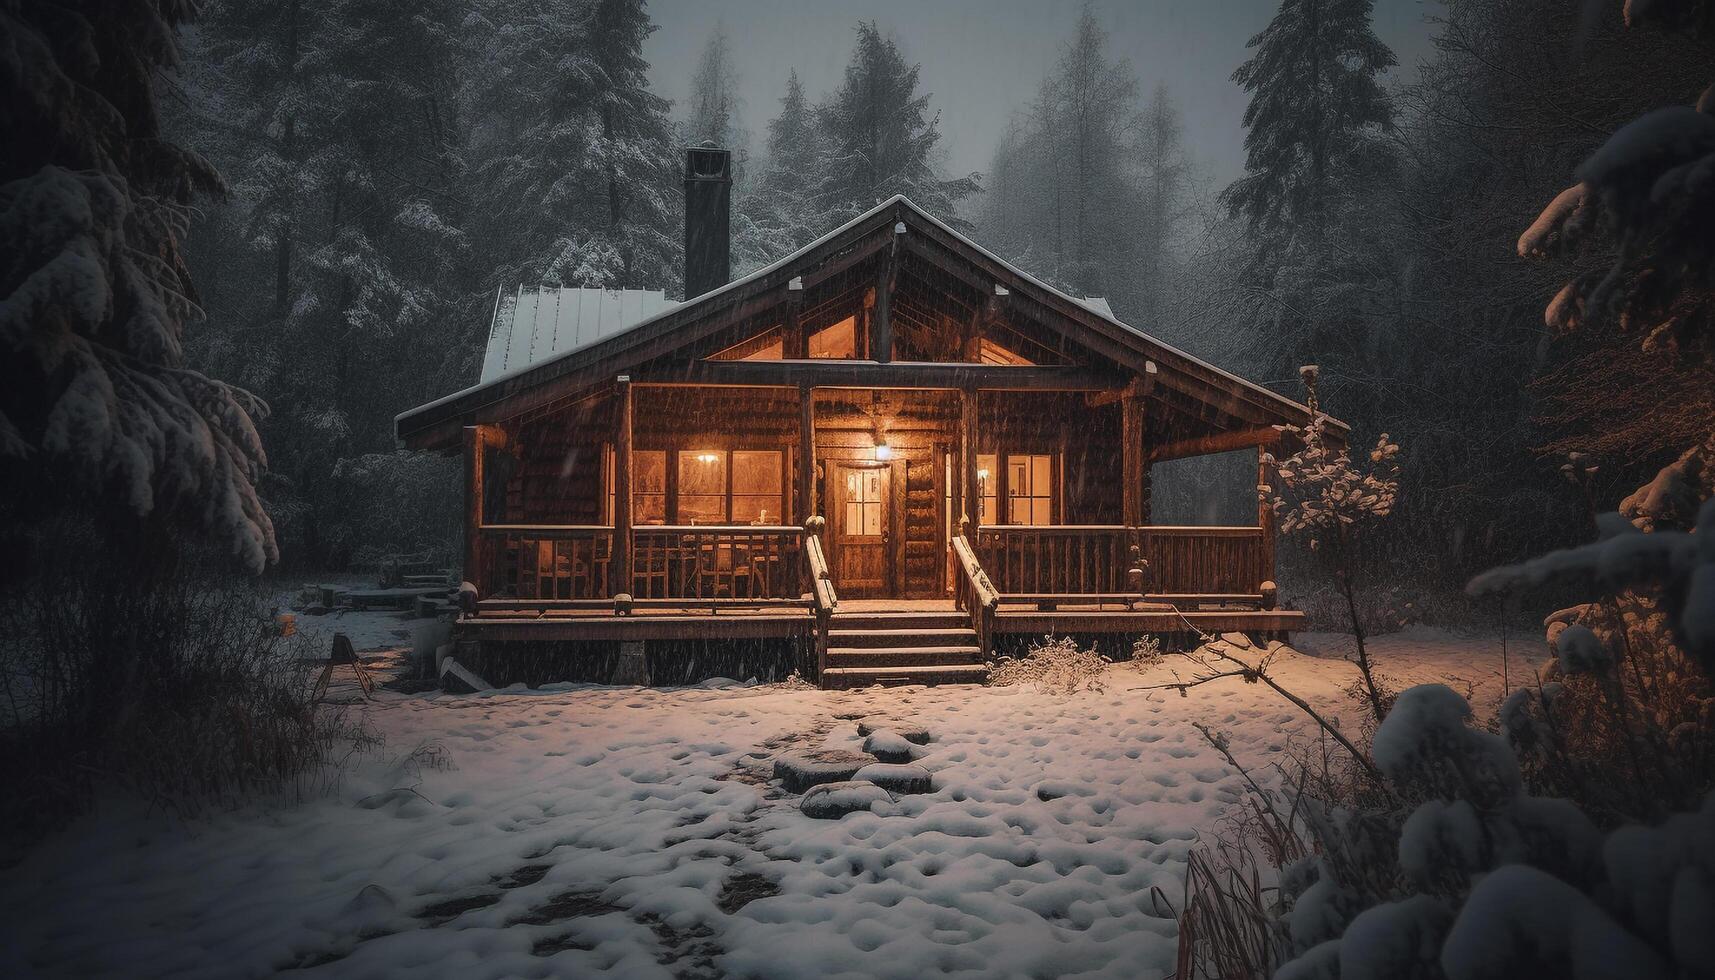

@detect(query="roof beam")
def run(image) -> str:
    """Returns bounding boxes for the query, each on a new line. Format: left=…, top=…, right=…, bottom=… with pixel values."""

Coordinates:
left=1150, top=426, right=1287, bottom=463
left=636, top=359, right=1125, bottom=391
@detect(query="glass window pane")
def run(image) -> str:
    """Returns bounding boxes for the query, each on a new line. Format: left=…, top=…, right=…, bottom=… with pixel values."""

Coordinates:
left=980, top=495, right=996, bottom=525
left=679, top=451, right=726, bottom=496
left=637, top=494, right=667, bottom=524
left=845, top=501, right=861, bottom=532
left=1033, top=498, right=1051, bottom=525
left=864, top=502, right=881, bottom=536
left=733, top=495, right=775, bottom=524
left=732, top=451, right=781, bottom=494
left=635, top=451, right=666, bottom=494
left=1033, top=454, right=1052, bottom=490
left=1008, top=456, right=1029, bottom=496
left=681, top=494, right=724, bottom=524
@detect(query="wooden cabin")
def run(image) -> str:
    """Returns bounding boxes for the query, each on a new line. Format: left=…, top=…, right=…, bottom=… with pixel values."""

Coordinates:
left=396, top=147, right=1346, bottom=688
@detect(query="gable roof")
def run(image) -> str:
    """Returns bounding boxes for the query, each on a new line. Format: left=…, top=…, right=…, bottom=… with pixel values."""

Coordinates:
left=398, top=195, right=1346, bottom=449
left=481, top=286, right=678, bottom=383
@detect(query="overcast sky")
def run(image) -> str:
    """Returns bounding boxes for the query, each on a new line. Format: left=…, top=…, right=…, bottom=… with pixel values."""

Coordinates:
left=644, top=0, right=1442, bottom=190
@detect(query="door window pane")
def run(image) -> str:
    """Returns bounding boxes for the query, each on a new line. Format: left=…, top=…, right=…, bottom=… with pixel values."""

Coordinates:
left=843, top=468, right=883, bottom=536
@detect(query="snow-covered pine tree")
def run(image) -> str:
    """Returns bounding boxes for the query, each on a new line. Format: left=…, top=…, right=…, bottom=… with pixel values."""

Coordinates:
left=181, top=0, right=471, bottom=565
left=470, top=0, right=679, bottom=292
left=1221, top=0, right=1396, bottom=243
left=737, top=69, right=831, bottom=263
left=0, top=0, right=275, bottom=570
left=682, top=24, right=743, bottom=154
left=978, top=5, right=1145, bottom=302
left=1134, top=84, right=1188, bottom=325
left=815, top=22, right=980, bottom=228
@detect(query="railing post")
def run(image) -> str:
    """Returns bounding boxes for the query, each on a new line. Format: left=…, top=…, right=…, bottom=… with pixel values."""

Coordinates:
left=612, top=376, right=634, bottom=605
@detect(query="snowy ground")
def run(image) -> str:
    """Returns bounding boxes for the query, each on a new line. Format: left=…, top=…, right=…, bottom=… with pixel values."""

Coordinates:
left=0, top=621, right=1540, bottom=980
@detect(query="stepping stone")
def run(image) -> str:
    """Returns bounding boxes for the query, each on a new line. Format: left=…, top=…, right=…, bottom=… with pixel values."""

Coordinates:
left=772, top=750, right=873, bottom=793
left=863, top=729, right=916, bottom=764
left=800, top=781, right=892, bottom=819
left=856, top=719, right=931, bottom=744
left=854, top=762, right=933, bottom=795
left=1220, top=631, right=1254, bottom=650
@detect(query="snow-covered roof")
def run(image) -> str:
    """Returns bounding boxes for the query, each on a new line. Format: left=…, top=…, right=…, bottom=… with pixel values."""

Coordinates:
left=481, top=286, right=679, bottom=383
left=401, top=195, right=1339, bottom=445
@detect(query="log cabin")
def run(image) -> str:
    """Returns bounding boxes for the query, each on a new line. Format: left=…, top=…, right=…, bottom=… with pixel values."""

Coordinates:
left=396, top=146, right=1347, bottom=688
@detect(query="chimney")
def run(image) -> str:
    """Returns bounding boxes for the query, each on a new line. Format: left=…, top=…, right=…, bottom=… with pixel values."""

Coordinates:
left=683, top=142, right=732, bottom=300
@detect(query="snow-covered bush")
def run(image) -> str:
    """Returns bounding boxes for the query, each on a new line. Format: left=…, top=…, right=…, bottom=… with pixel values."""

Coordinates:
left=988, top=635, right=1110, bottom=694
left=1268, top=365, right=1402, bottom=726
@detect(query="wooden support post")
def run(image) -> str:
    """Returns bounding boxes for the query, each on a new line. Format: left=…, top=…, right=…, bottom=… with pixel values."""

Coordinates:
left=1121, top=379, right=1147, bottom=528
left=961, top=307, right=982, bottom=363
left=960, top=386, right=980, bottom=528
left=462, top=425, right=487, bottom=596
left=872, top=230, right=898, bottom=363
left=612, top=376, right=634, bottom=601
left=798, top=382, right=817, bottom=521
left=784, top=293, right=807, bottom=360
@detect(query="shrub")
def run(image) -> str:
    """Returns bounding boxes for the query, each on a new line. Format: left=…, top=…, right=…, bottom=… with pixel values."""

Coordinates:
left=0, top=519, right=369, bottom=854
left=988, top=635, right=1111, bottom=694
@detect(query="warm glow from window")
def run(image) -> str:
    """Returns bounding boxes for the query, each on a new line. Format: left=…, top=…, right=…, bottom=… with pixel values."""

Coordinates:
left=695, top=452, right=720, bottom=464
left=874, top=442, right=893, bottom=461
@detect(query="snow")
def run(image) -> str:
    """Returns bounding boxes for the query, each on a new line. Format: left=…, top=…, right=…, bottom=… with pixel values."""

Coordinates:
left=1, top=628, right=1541, bottom=978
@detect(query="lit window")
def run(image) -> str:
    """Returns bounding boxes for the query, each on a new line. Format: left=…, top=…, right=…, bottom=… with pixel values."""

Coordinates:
left=977, top=454, right=997, bottom=525
left=678, top=451, right=727, bottom=524
left=808, top=316, right=856, bottom=358
left=635, top=451, right=667, bottom=524
left=731, top=451, right=784, bottom=524
left=843, top=468, right=884, bottom=536
left=1007, top=454, right=1054, bottom=525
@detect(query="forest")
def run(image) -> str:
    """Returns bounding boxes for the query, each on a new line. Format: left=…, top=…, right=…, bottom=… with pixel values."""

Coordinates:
left=2, top=0, right=1713, bottom=977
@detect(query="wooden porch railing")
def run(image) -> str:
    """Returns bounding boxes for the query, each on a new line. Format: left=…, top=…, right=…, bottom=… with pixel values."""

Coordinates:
left=803, top=517, right=837, bottom=677
left=1137, top=526, right=1270, bottom=597
left=475, top=524, right=809, bottom=607
left=478, top=524, right=613, bottom=600
left=975, top=524, right=1271, bottom=603
left=952, top=534, right=998, bottom=654
left=631, top=525, right=806, bottom=601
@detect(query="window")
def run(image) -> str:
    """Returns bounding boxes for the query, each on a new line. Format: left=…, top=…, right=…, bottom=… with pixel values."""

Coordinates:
left=635, top=451, right=667, bottom=524
left=809, top=316, right=856, bottom=358
left=607, top=449, right=668, bottom=524
left=678, top=451, right=727, bottom=524
left=977, top=453, right=998, bottom=525
left=842, top=467, right=884, bottom=536
left=1007, top=454, right=1054, bottom=525
left=673, top=449, right=784, bottom=524
left=731, top=451, right=783, bottom=524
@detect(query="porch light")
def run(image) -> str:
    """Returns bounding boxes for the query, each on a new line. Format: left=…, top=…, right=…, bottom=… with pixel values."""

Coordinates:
left=695, top=452, right=719, bottom=464
left=977, top=468, right=990, bottom=480
left=874, top=440, right=893, bottom=461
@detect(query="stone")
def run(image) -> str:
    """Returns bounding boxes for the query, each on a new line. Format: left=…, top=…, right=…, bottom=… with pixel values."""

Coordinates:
left=862, top=729, right=916, bottom=763
left=856, top=718, right=931, bottom=744
left=800, top=781, right=892, bottom=819
left=439, top=657, right=492, bottom=694
left=772, top=750, right=873, bottom=793
left=1220, top=631, right=1254, bottom=650
left=853, top=762, right=934, bottom=795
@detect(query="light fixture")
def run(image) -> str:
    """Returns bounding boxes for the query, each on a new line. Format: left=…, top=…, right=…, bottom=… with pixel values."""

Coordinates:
left=695, top=452, right=719, bottom=464
left=977, top=468, right=990, bottom=480
left=874, top=440, right=893, bottom=461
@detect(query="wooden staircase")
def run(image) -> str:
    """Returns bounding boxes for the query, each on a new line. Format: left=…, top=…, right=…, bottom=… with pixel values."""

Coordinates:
left=819, top=609, right=989, bottom=689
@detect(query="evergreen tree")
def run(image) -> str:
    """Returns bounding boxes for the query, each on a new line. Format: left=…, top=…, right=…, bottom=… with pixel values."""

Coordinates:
left=737, top=70, right=831, bottom=264
left=1135, top=84, right=1188, bottom=324
left=817, top=22, right=979, bottom=226
left=1, top=0, right=275, bottom=569
left=1220, top=0, right=1396, bottom=243
left=471, top=0, right=678, bottom=291
left=683, top=24, right=742, bottom=152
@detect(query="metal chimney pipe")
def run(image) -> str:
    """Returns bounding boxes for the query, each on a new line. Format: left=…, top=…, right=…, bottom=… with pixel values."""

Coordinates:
left=683, top=143, right=732, bottom=300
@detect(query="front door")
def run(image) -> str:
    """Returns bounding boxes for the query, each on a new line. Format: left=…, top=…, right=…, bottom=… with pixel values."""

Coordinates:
left=830, top=462, right=890, bottom=596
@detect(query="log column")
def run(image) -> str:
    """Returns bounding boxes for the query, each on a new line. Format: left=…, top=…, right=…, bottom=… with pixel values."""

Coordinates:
left=1258, top=441, right=1279, bottom=593
left=612, top=376, right=633, bottom=600
left=462, top=424, right=488, bottom=595
left=1121, top=380, right=1148, bottom=528
left=960, top=386, right=980, bottom=530
left=797, top=382, right=817, bottom=521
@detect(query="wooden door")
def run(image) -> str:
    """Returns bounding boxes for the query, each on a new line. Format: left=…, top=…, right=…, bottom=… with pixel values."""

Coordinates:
left=830, top=462, right=890, bottom=596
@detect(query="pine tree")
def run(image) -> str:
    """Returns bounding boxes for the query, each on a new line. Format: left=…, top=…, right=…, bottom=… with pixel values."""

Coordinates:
left=738, top=70, right=831, bottom=262
left=683, top=24, right=742, bottom=152
left=817, top=22, right=979, bottom=226
left=0, top=0, right=275, bottom=570
left=471, top=0, right=678, bottom=291
left=1135, top=84, right=1188, bottom=323
left=1220, top=0, right=1396, bottom=242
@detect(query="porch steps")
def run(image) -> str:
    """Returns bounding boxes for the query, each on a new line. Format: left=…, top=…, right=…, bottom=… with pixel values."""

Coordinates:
left=822, top=610, right=987, bottom=689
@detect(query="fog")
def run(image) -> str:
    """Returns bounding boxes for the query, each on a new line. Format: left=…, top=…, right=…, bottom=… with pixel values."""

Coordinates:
left=645, top=0, right=1441, bottom=188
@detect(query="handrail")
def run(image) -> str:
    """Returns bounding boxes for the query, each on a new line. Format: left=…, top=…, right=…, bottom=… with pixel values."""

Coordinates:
left=802, top=517, right=837, bottom=680
left=951, top=535, right=997, bottom=656
left=479, top=524, right=614, bottom=536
